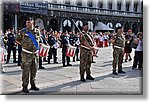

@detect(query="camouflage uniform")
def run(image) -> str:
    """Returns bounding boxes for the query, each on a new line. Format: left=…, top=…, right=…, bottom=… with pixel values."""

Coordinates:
left=16, top=28, right=40, bottom=87
left=80, top=31, right=94, bottom=77
left=112, top=33, right=125, bottom=72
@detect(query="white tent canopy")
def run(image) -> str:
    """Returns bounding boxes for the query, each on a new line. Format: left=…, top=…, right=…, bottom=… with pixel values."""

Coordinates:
left=94, top=22, right=114, bottom=31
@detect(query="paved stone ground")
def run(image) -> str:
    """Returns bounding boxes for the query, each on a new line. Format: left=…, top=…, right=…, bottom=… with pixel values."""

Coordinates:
left=0, top=46, right=143, bottom=95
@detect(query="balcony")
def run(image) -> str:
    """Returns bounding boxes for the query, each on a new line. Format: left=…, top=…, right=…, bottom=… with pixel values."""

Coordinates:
left=48, top=3, right=142, bottom=18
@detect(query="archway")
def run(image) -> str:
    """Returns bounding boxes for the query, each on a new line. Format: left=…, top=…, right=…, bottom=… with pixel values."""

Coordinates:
left=132, top=23, right=138, bottom=34
left=115, top=23, right=122, bottom=28
left=49, top=18, right=58, bottom=31
left=63, top=19, right=72, bottom=32
left=35, top=18, right=44, bottom=30
left=75, top=20, right=83, bottom=33
left=124, top=22, right=131, bottom=32
left=88, top=21, right=94, bottom=32
left=107, top=22, right=113, bottom=28
left=140, top=23, right=143, bottom=32
left=4, top=14, right=12, bottom=33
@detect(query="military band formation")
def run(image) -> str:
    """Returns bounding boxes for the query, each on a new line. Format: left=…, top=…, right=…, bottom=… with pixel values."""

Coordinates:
left=0, top=17, right=143, bottom=93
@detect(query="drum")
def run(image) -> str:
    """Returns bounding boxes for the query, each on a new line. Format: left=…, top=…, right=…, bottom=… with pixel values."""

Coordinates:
left=66, top=45, right=77, bottom=57
left=39, top=44, right=50, bottom=57
left=53, top=42, right=60, bottom=49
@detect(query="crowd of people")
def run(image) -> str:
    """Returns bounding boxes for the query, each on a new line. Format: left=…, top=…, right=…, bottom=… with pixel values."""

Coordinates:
left=0, top=18, right=143, bottom=93
left=0, top=26, right=143, bottom=71
left=0, top=24, right=143, bottom=71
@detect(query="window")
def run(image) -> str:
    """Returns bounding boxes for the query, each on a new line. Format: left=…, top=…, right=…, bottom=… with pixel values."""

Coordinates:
left=77, top=0, right=82, bottom=6
left=52, top=0, right=57, bottom=4
left=117, top=1, right=122, bottom=10
left=108, top=1, right=112, bottom=9
left=134, top=2, right=138, bottom=12
left=98, top=1, right=103, bottom=8
left=88, top=0, right=93, bottom=7
left=126, top=2, right=130, bottom=11
left=141, top=1, right=143, bottom=13
left=65, top=0, right=70, bottom=5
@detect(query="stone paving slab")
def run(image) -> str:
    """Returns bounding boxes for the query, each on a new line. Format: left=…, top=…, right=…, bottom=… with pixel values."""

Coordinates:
left=1, top=47, right=143, bottom=95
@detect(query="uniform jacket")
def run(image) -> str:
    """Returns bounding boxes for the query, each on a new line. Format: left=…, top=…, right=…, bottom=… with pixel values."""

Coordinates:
left=7, top=33, right=16, bottom=47
left=112, top=33, right=125, bottom=48
left=16, top=28, right=40, bottom=52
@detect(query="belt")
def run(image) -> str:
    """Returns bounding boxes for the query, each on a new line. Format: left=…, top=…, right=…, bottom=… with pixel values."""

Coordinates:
left=22, top=48, right=38, bottom=54
left=81, top=45, right=91, bottom=51
left=114, top=46, right=124, bottom=49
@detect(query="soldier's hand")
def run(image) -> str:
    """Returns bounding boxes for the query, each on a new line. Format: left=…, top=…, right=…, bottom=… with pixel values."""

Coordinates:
left=90, top=47, right=95, bottom=50
left=110, top=39, right=115, bottom=44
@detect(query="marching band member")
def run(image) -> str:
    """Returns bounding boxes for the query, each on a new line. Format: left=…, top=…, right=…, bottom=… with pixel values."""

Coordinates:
left=6, top=27, right=17, bottom=64
left=0, top=31, right=6, bottom=73
left=94, top=33, right=100, bottom=47
left=48, top=31, right=58, bottom=64
left=39, top=28, right=48, bottom=69
left=104, top=32, right=109, bottom=47
left=69, top=32, right=76, bottom=62
left=61, top=31, right=72, bottom=67
left=99, top=33, right=104, bottom=47
left=73, top=32, right=80, bottom=62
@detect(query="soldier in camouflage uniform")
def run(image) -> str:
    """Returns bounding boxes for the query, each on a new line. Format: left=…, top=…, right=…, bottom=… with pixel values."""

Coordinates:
left=80, top=23, right=95, bottom=82
left=16, top=18, right=40, bottom=93
left=111, top=26, right=126, bottom=75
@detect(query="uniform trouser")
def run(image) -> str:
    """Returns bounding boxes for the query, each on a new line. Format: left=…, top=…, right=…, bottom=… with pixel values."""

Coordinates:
left=73, top=47, right=79, bottom=61
left=80, top=48, right=92, bottom=76
left=62, top=52, right=70, bottom=66
left=21, top=52, right=37, bottom=87
left=7, top=46, right=16, bottom=62
left=39, top=56, right=42, bottom=67
left=73, top=53, right=79, bottom=61
left=48, top=48, right=57, bottom=63
left=18, top=50, right=22, bottom=64
left=112, top=48, right=124, bottom=72
left=133, top=51, right=143, bottom=68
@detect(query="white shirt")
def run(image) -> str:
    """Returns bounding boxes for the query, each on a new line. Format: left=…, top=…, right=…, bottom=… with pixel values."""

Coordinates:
left=135, top=40, right=143, bottom=51
left=104, top=35, right=109, bottom=40
left=95, top=35, right=100, bottom=39
left=99, top=36, right=104, bottom=42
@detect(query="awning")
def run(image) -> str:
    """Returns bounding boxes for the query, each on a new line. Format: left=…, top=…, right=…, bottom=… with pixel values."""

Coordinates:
left=94, top=22, right=114, bottom=32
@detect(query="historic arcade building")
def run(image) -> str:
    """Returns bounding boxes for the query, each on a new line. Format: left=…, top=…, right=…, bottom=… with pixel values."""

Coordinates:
left=3, top=0, right=143, bottom=34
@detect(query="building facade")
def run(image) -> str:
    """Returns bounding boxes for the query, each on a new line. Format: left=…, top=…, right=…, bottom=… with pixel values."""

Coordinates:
left=3, top=0, right=143, bottom=33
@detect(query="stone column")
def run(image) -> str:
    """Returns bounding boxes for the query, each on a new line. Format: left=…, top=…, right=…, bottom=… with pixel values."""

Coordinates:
left=103, top=0, right=108, bottom=9
left=60, top=18, right=63, bottom=32
left=112, top=0, right=117, bottom=10
left=72, top=19, right=75, bottom=32
left=112, top=0, right=117, bottom=15
left=137, top=0, right=142, bottom=13
left=122, top=0, right=126, bottom=11
left=83, top=0, right=88, bottom=11
left=14, top=14, right=18, bottom=31
left=130, top=0, right=134, bottom=12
